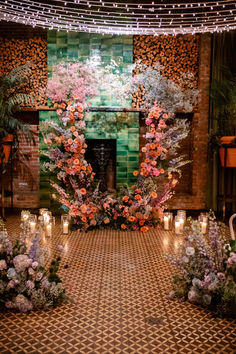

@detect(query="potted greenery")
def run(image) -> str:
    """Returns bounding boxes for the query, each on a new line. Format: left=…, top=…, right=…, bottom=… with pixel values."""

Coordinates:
left=209, top=65, right=236, bottom=167
left=0, top=63, right=34, bottom=165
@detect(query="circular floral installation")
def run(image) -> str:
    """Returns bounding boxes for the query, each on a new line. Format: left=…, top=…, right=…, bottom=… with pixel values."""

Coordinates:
left=41, top=61, right=193, bottom=232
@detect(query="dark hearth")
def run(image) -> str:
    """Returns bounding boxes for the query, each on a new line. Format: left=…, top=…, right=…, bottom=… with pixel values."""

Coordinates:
left=85, top=139, right=116, bottom=192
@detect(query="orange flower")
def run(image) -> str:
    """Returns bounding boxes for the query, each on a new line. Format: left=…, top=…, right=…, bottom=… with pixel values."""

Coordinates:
left=135, top=194, right=142, bottom=201
left=128, top=200, right=133, bottom=205
left=140, top=226, right=149, bottom=232
left=160, top=169, right=165, bottom=174
left=121, top=224, right=127, bottom=230
left=68, top=139, right=73, bottom=145
left=81, top=149, right=85, bottom=154
left=74, top=159, right=80, bottom=165
left=131, top=185, right=135, bottom=189
left=92, top=207, right=97, bottom=213
left=70, top=126, right=76, bottom=132
left=80, top=204, right=87, bottom=213
left=139, top=220, right=145, bottom=226
left=163, top=113, right=168, bottom=119
left=81, top=216, right=87, bottom=222
left=150, top=143, right=156, bottom=150
left=84, top=143, right=88, bottom=148
left=113, top=214, right=118, bottom=220
left=135, top=189, right=141, bottom=194
left=104, top=217, right=110, bottom=224
left=90, top=219, right=97, bottom=226
left=78, top=113, right=83, bottom=119
left=151, top=161, right=157, bottom=166
left=128, top=216, right=135, bottom=222
left=60, top=103, right=66, bottom=109
left=80, top=188, right=86, bottom=195
left=77, top=104, right=84, bottom=113
left=151, top=191, right=157, bottom=199
left=81, top=166, right=86, bottom=171
left=73, top=131, right=78, bottom=137
left=133, top=171, right=139, bottom=176
left=57, top=160, right=63, bottom=168
left=122, top=196, right=129, bottom=202
left=142, top=147, right=147, bottom=153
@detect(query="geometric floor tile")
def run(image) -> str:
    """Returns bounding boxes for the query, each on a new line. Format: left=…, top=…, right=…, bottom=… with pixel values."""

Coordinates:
left=0, top=214, right=235, bottom=354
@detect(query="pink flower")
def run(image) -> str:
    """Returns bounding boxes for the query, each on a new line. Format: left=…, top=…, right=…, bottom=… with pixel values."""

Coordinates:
left=146, top=165, right=152, bottom=172
left=153, top=169, right=160, bottom=176
left=145, top=118, right=152, bottom=125
left=0, top=259, right=7, bottom=270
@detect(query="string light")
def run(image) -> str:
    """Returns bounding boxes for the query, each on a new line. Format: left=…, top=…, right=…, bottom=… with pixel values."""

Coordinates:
left=0, top=0, right=235, bottom=35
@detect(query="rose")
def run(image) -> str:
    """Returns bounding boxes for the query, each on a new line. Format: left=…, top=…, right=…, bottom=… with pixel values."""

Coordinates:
left=145, top=118, right=152, bottom=125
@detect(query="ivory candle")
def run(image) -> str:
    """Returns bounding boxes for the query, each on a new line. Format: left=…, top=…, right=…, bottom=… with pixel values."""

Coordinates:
left=179, top=218, right=184, bottom=232
left=30, top=221, right=36, bottom=234
left=46, top=223, right=52, bottom=237
left=63, top=222, right=69, bottom=234
left=175, top=220, right=181, bottom=234
left=201, top=222, right=207, bottom=234
left=164, top=216, right=169, bottom=230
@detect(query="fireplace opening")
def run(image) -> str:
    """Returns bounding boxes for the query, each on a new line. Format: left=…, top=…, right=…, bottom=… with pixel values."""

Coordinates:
left=85, top=139, right=116, bottom=192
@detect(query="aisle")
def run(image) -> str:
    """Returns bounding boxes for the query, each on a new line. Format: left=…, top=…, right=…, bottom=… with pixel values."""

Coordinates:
left=0, top=215, right=235, bottom=354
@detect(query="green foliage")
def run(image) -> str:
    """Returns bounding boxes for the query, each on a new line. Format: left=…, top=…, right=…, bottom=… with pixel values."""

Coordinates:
left=209, top=65, right=236, bottom=151
left=0, top=63, right=35, bottom=162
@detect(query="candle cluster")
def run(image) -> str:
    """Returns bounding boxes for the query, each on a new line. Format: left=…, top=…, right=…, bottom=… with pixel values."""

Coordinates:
left=0, top=1, right=235, bottom=35
left=163, top=210, right=208, bottom=235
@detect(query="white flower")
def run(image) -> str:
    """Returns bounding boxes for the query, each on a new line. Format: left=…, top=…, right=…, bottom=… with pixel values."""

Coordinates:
left=182, top=256, right=189, bottom=263
left=186, top=247, right=195, bottom=256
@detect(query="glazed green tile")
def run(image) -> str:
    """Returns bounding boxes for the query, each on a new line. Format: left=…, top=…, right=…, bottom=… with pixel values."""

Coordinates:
left=128, top=156, right=139, bottom=162
left=117, top=172, right=127, bottom=178
left=117, top=150, right=127, bottom=156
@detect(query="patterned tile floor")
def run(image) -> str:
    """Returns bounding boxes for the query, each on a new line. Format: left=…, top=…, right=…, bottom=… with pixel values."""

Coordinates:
left=0, top=214, right=235, bottom=354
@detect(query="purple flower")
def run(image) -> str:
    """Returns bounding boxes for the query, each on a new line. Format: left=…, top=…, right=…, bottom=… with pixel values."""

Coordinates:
left=57, top=245, right=64, bottom=252
left=5, top=301, right=14, bottom=309
left=36, top=272, right=43, bottom=281
left=28, top=268, right=35, bottom=276
left=13, top=255, right=31, bottom=272
left=26, top=280, right=35, bottom=290
left=31, top=261, right=38, bottom=269
left=7, top=280, right=15, bottom=289
left=41, top=277, right=50, bottom=289
left=217, top=272, right=226, bottom=281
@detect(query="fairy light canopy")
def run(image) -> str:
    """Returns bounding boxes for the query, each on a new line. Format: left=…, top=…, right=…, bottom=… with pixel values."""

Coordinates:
left=0, top=0, right=235, bottom=35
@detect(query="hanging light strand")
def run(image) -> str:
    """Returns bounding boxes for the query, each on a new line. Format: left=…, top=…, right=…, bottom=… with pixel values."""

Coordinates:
left=0, top=0, right=235, bottom=35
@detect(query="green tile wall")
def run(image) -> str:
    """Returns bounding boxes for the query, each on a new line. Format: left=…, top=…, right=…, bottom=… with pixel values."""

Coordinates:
left=47, top=31, right=133, bottom=107
left=40, top=31, right=139, bottom=206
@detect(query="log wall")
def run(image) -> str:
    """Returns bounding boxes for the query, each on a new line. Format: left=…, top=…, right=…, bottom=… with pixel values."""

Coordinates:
left=0, top=35, right=47, bottom=108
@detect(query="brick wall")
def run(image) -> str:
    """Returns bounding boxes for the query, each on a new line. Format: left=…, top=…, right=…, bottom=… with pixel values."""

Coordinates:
left=168, top=33, right=211, bottom=209
left=1, top=125, right=39, bottom=208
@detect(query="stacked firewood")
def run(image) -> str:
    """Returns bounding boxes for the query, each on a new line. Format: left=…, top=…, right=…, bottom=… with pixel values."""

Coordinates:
left=133, top=34, right=200, bottom=109
left=0, top=37, right=47, bottom=108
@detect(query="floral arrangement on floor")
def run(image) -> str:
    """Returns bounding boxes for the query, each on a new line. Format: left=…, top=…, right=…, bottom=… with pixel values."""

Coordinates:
left=0, top=218, right=66, bottom=312
left=41, top=60, right=198, bottom=232
left=167, top=215, right=236, bottom=318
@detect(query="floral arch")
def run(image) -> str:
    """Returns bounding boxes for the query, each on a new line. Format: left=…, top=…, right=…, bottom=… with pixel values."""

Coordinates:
left=41, top=61, right=197, bottom=232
